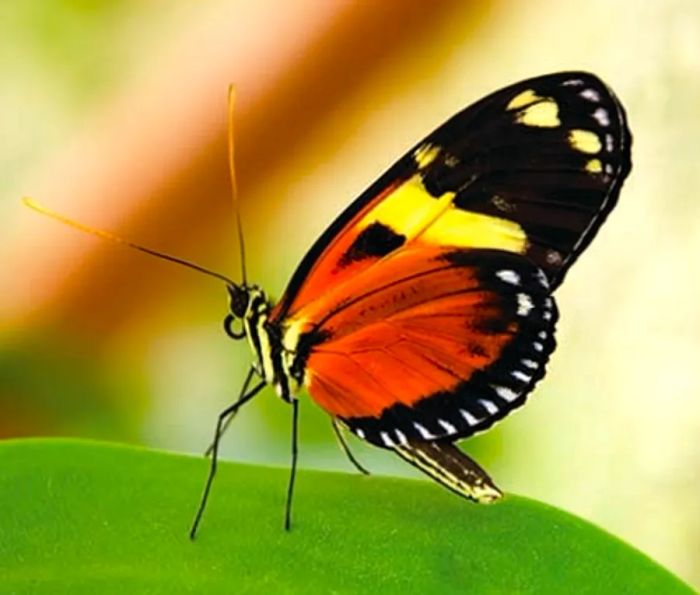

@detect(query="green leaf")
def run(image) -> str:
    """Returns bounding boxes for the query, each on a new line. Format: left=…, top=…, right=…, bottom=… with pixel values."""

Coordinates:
left=0, top=439, right=692, bottom=594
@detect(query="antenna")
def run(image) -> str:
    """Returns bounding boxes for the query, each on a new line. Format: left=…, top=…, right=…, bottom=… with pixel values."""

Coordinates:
left=22, top=197, right=238, bottom=287
left=227, top=85, right=248, bottom=285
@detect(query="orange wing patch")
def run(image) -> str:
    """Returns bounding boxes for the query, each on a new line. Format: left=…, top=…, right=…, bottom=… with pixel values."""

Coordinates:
left=275, top=179, right=406, bottom=320
left=287, top=248, right=557, bottom=446
left=307, top=291, right=516, bottom=418
left=274, top=173, right=527, bottom=322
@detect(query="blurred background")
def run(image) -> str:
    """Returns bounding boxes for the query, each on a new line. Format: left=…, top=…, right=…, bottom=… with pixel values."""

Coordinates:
left=2, top=0, right=699, bottom=586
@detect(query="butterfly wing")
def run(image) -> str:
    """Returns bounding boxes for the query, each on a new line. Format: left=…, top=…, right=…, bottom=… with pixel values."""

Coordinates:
left=273, top=71, right=631, bottom=323
left=264, top=71, right=630, bottom=503
left=286, top=247, right=557, bottom=447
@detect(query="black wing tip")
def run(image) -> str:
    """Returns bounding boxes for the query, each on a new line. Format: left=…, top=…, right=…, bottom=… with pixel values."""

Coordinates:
left=518, top=70, right=616, bottom=91
left=547, top=71, right=633, bottom=290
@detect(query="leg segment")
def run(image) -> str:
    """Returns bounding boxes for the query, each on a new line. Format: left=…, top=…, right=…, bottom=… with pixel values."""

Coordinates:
left=284, top=398, right=300, bottom=531
left=331, top=418, right=370, bottom=475
left=189, top=371, right=266, bottom=540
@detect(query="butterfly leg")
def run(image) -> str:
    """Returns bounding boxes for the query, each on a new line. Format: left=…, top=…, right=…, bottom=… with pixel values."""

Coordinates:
left=204, top=367, right=258, bottom=457
left=331, top=418, right=370, bottom=476
left=284, top=398, right=300, bottom=531
left=393, top=440, right=502, bottom=504
left=189, top=368, right=266, bottom=540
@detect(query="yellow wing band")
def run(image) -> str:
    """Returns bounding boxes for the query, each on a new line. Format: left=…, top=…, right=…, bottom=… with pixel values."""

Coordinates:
left=357, top=175, right=527, bottom=254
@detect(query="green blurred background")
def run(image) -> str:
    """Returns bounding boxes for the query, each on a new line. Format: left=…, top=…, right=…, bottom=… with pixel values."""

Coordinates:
left=2, top=0, right=699, bottom=587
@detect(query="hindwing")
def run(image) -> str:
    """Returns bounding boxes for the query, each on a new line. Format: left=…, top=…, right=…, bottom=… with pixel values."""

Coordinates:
left=288, top=248, right=557, bottom=447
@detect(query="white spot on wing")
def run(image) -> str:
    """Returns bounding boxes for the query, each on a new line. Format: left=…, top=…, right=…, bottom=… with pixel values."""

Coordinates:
left=491, top=194, right=514, bottom=212
left=536, top=269, right=549, bottom=288
left=543, top=311, right=552, bottom=321
left=511, top=370, right=532, bottom=383
left=517, top=293, right=534, bottom=316
left=493, top=385, right=519, bottom=402
left=460, top=409, right=480, bottom=425
left=522, top=359, right=538, bottom=370
left=593, top=107, right=610, bottom=126
left=605, top=134, right=614, bottom=152
left=563, top=78, right=584, bottom=86
left=479, top=399, right=499, bottom=415
left=444, top=154, right=460, bottom=168
left=496, top=269, right=520, bottom=285
left=413, top=423, right=435, bottom=440
left=438, top=419, right=457, bottom=434
left=533, top=342, right=544, bottom=352
left=546, top=250, right=562, bottom=265
left=380, top=432, right=394, bottom=447
left=538, top=330, right=547, bottom=340
left=356, top=429, right=365, bottom=439
left=394, top=429, right=408, bottom=446
left=580, top=88, right=601, bottom=102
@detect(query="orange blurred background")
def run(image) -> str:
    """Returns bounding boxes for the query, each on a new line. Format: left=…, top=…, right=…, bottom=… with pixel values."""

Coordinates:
left=2, top=0, right=700, bottom=586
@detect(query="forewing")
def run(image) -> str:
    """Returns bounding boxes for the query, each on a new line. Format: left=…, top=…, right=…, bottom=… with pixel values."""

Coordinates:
left=291, top=248, right=557, bottom=447
left=272, top=71, right=630, bottom=322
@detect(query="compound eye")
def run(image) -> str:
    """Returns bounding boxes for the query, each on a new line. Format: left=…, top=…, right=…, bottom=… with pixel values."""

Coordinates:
left=223, top=314, right=246, bottom=340
left=228, top=285, right=249, bottom=317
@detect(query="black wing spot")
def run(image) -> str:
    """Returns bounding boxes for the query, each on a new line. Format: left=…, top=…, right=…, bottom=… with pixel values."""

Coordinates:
left=339, top=222, right=406, bottom=266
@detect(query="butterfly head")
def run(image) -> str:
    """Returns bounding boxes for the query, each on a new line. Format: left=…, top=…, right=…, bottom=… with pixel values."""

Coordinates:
left=223, top=283, right=270, bottom=341
left=222, top=283, right=249, bottom=340
left=227, top=283, right=250, bottom=317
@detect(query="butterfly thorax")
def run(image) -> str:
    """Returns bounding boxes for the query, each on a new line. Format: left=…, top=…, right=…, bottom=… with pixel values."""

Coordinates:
left=227, top=284, right=300, bottom=402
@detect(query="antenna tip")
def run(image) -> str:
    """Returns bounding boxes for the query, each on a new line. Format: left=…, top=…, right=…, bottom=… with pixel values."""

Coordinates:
left=22, top=197, right=43, bottom=213
left=228, top=84, right=238, bottom=105
left=22, top=197, right=60, bottom=219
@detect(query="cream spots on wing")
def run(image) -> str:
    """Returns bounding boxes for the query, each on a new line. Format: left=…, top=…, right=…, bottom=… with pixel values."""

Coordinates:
left=507, top=89, right=542, bottom=110
left=586, top=158, right=603, bottom=174
left=516, top=100, right=560, bottom=127
left=413, top=143, right=441, bottom=169
left=569, top=129, right=602, bottom=154
left=593, top=107, right=610, bottom=127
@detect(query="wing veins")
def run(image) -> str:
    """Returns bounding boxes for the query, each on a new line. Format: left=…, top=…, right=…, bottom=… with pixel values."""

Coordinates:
left=311, top=260, right=460, bottom=330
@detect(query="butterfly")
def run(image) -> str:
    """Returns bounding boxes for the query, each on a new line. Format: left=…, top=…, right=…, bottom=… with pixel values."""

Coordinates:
left=25, top=70, right=632, bottom=537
